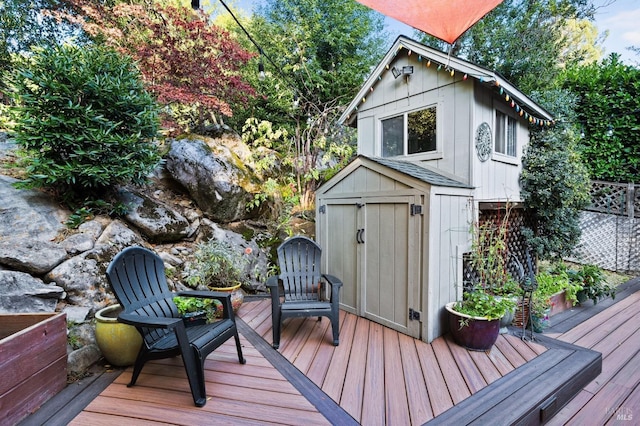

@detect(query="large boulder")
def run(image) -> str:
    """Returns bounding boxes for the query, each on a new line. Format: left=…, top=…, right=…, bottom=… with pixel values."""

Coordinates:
left=119, top=188, right=193, bottom=243
left=0, top=239, right=67, bottom=275
left=165, top=137, right=261, bottom=223
left=0, top=175, right=68, bottom=241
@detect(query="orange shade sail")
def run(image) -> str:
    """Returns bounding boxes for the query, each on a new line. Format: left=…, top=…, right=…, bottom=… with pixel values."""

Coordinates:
left=356, top=0, right=504, bottom=44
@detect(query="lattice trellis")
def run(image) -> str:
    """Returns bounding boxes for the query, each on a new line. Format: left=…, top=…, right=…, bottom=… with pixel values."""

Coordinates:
left=462, top=206, right=537, bottom=289
left=588, top=180, right=638, bottom=218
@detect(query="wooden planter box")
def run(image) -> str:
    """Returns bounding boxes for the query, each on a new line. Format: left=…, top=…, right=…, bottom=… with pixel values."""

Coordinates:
left=548, top=290, right=574, bottom=317
left=0, top=313, right=67, bottom=425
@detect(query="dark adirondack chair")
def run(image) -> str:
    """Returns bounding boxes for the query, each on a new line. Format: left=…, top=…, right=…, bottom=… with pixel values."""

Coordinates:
left=266, top=236, right=342, bottom=349
left=105, top=246, right=246, bottom=407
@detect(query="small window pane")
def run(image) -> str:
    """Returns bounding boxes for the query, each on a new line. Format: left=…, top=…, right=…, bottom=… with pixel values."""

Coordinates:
left=382, top=116, right=404, bottom=157
left=507, top=116, right=517, bottom=156
left=408, top=107, right=437, bottom=154
left=495, top=111, right=506, bottom=154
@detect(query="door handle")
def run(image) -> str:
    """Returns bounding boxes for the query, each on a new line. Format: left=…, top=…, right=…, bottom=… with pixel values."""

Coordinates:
left=356, top=228, right=365, bottom=244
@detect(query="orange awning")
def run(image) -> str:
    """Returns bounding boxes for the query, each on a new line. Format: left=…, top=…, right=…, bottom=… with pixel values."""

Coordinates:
left=356, top=0, right=504, bottom=44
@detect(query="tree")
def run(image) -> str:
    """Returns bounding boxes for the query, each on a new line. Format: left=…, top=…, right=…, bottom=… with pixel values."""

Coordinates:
left=519, top=89, right=591, bottom=260
left=234, top=0, right=387, bottom=209
left=417, top=0, right=596, bottom=93
left=8, top=44, right=161, bottom=218
left=561, top=53, right=640, bottom=182
left=50, top=0, right=257, bottom=135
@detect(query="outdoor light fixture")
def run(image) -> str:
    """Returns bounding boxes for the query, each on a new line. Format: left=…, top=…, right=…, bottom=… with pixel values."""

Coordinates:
left=258, top=60, right=265, bottom=81
left=392, top=65, right=414, bottom=79
left=191, top=0, right=199, bottom=9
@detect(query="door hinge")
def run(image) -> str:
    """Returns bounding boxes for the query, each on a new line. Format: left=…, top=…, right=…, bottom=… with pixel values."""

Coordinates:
left=409, top=308, right=421, bottom=321
left=410, top=204, right=423, bottom=216
left=319, top=205, right=326, bottom=214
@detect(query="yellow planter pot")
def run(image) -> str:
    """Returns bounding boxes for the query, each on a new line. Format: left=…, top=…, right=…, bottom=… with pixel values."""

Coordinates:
left=95, top=304, right=143, bottom=367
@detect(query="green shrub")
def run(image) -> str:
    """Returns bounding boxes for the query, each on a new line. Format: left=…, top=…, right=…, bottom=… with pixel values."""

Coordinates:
left=185, top=239, right=249, bottom=289
left=7, top=44, right=160, bottom=213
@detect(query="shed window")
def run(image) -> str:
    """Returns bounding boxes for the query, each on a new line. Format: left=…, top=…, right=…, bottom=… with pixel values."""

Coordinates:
left=382, top=106, right=437, bottom=157
left=495, top=111, right=517, bottom=157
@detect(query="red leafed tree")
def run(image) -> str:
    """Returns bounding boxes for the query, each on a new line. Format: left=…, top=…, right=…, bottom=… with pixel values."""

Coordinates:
left=49, top=1, right=256, bottom=133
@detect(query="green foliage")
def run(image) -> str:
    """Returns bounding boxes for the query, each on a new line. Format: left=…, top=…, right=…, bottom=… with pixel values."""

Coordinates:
left=185, top=239, right=249, bottom=289
left=534, top=270, right=582, bottom=307
left=568, top=263, right=615, bottom=305
left=227, top=0, right=380, bottom=210
left=520, top=89, right=591, bottom=260
left=561, top=54, right=640, bottom=182
left=7, top=44, right=160, bottom=211
left=173, top=296, right=222, bottom=323
left=469, top=205, right=513, bottom=294
left=453, top=290, right=516, bottom=322
left=420, top=0, right=594, bottom=93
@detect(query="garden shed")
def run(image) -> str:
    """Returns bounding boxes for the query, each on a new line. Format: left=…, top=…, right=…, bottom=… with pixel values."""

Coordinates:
left=316, top=36, right=554, bottom=343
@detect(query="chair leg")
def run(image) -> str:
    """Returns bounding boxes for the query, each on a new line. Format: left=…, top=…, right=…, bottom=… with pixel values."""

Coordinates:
left=272, top=310, right=282, bottom=349
left=331, top=315, right=339, bottom=346
left=128, top=351, right=147, bottom=387
left=234, top=330, right=246, bottom=364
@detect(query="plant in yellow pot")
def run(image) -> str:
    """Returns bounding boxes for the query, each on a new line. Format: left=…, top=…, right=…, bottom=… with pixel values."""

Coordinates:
left=184, top=239, right=249, bottom=312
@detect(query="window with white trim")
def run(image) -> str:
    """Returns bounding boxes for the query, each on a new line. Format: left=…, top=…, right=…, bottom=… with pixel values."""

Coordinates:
left=381, top=106, right=437, bottom=157
left=495, top=110, right=517, bottom=157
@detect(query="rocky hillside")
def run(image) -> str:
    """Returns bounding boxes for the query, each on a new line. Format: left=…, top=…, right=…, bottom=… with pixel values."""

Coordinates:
left=0, top=130, right=311, bottom=373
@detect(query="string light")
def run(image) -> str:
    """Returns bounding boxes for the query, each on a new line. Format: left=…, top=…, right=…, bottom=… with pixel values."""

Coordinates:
left=348, top=44, right=554, bottom=127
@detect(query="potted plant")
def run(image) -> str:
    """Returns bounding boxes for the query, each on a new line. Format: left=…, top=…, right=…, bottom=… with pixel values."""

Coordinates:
left=173, top=296, right=222, bottom=326
left=447, top=204, right=517, bottom=350
left=184, top=239, right=249, bottom=312
left=446, top=290, right=516, bottom=350
left=571, top=264, right=615, bottom=305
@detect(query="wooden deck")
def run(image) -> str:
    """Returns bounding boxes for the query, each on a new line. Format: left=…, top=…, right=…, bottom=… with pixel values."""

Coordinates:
left=544, top=277, right=640, bottom=425
left=24, top=279, right=640, bottom=425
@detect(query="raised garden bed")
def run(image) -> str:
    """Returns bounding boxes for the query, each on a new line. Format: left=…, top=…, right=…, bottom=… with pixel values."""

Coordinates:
left=0, top=312, right=67, bottom=425
left=549, top=290, right=575, bottom=317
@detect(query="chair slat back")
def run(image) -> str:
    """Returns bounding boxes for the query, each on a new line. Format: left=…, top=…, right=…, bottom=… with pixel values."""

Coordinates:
left=106, top=246, right=178, bottom=347
left=277, top=236, right=322, bottom=302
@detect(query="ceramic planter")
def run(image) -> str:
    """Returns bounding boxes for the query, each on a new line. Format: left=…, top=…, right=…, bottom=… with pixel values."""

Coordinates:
left=445, top=302, right=501, bottom=351
left=210, top=282, right=244, bottom=313
left=95, top=304, right=143, bottom=367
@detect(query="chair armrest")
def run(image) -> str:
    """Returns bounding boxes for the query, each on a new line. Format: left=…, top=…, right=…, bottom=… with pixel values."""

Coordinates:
left=266, top=276, right=280, bottom=289
left=322, top=274, right=343, bottom=288
left=117, top=312, right=183, bottom=329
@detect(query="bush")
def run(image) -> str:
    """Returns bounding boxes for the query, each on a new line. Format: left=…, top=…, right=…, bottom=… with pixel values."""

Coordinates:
left=7, top=44, right=160, bottom=213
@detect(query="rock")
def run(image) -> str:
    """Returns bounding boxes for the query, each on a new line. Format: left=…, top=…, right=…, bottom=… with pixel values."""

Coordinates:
left=0, top=175, right=68, bottom=241
left=119, top=188, right=192, bottom=243
left=61, top=232, right=95, bottom=255
left=0, top=239, right=68, bottom=274
left=45, top=253, right=111, bottom=308
left=67, top=344, right=102, bottom=374
left=165, top=138, right=260, bottom=223
left=0, top=270, right=65, bottom=313
left=63, top=305, right=91, bottom=323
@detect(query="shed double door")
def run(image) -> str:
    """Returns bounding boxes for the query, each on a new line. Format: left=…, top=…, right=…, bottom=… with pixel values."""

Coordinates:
left=318, top=195, right=422, bottom=339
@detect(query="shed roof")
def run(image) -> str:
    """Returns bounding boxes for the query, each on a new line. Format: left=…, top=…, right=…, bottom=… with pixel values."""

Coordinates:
left=339, top=36, right=554, bottom=127
left=364, top=156, right=473, bottom=189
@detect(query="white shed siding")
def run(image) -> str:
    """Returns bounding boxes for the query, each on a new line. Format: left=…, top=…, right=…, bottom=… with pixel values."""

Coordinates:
left=425, top=191, right=472, bottom=342
left=471, top=86, right=526, bottom=202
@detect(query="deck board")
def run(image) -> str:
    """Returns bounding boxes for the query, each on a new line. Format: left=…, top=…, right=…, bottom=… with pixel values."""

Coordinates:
left=43, top=295, right=561, bottom=426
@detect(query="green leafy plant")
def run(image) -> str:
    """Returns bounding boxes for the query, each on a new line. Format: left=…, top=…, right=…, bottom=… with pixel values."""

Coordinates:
left=453, top=290, right=517, bottom=324
left=7, top=44, right=160, bottom=214
left=185, top=239, right=249, bottom=289
left=173, top=297, right=221, bottom=323
left=571, top=264, right=615, bottom=305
